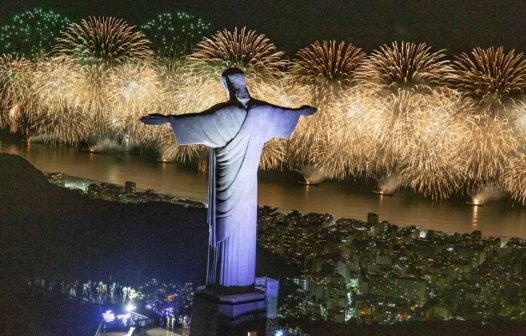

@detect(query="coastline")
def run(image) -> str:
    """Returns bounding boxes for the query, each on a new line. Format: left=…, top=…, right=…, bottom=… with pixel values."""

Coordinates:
left=47, top=165, right=524, bottom=243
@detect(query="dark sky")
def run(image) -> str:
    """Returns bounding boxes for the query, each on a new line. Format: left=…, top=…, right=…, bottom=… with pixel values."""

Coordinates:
left=1, top=0, right=526, bottom=53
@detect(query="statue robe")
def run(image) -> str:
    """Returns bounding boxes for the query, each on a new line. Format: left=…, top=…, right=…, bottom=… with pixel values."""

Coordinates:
left=169, top=100, right=306, bottom=287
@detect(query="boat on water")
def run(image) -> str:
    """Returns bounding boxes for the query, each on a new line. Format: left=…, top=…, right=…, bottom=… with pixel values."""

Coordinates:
left=372, top=190, right=394, bottom=197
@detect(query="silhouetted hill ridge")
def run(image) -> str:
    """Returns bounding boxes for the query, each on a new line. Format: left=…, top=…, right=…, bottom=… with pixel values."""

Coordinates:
left=0, top=153, right=209, bottom=282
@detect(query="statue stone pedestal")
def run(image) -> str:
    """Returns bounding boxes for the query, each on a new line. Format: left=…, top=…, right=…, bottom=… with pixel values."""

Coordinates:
left=190, top=287, right=268, bottom=336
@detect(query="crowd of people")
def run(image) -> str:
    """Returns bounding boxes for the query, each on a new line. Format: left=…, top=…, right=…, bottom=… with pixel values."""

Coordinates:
left=27, top=277, right=141, bottom=305
left=26, top=276, right=194, bottom=332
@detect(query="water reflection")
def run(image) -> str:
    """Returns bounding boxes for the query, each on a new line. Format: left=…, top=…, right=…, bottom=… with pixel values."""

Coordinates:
left=471, top=204, right=479, bottom=228
left=378, top=193, right=385, bottom=207
left=2, top=141, right=526, bottom=238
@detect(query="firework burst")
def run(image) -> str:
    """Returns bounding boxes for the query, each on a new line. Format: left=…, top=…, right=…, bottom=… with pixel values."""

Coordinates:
left=353, top=42, right=454, bottom=193
left=290, top=40, right=367, bottom=104
left=361, top=41, right=450, bottom=94
left=53, top=17, right=154, bottom=142
left=511, top=100, right=526, bottom=143
left=450, top=47, right=526, bottom=116
left=55, top=16, right=153, bottom=67
left=141, top=12, right=211, bottom=57
left=188, top=27, right=286, bottom=81
left=373, top=90, right=432, bottom=174
left=0, top=8, right=71, bottom=58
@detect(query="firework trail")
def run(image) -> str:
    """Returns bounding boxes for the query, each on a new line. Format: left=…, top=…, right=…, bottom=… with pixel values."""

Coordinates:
left=316, top=88, right=380, bottom=180
left=399, top=90, right=467, bottom=199
left=453, top=111, right=519, bottom=186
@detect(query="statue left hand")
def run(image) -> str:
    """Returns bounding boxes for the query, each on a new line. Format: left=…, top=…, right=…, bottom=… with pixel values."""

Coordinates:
left=300, top=105, right=317, bottom=116
left=140, top=114, right=170, bottom=125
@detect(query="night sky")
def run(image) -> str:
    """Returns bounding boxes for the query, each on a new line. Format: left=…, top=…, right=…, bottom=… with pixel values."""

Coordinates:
left=1, top=0, right=526, bottom=53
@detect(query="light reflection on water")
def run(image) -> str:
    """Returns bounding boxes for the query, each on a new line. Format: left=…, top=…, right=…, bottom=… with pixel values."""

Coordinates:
left=471, top=204, right=479, bottom=228
left=2, top=141, right=526, bottom=238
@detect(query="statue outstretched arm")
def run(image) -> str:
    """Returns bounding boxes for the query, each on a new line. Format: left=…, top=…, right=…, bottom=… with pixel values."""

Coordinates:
left=286, top=105, right=317, bottom=116
left=139, top=113, right=170, bottom=125
left=264, top=103, right=317, bottom=139
left=140, top=104, right=245, bottom=147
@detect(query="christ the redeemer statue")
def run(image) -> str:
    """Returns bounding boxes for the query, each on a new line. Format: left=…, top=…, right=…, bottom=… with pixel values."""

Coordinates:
left=141, top=68, right=316, bottom=290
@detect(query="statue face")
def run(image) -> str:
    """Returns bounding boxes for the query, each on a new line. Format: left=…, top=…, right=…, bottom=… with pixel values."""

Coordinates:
left=227, top=73, right=247, bottom=91
left=221, top=71, right=250, bottom=107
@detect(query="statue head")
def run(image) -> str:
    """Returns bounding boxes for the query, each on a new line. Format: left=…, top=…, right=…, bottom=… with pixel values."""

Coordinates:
left=221, top=67, right=251, bottom=108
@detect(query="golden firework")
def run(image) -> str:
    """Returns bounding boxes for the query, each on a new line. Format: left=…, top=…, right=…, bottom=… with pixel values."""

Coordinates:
left=188, top=27, right=286, bottom=81
left=361, top=41, right=450, bottom=94
left=453, top=111, right=519, bottom=186
left=399, top=90, right=467, bottom=199
left=30, top=57, right=91, bottom=143
left=288, top=42, right=367, bottom=170
left=107, top=62, right=168, bottom=146
left=290, top=40, right=367, bottom=104
left=450, top=47, right=526, bottom=116
left=503, top=153, right=526, bottom=204
left=316, top=88, right=381, bottom=180
left=0, top=55, right=34, bottom=129
left=55, top=16, right=153, bottom=67
left=52, top=17, right=155, bottom=142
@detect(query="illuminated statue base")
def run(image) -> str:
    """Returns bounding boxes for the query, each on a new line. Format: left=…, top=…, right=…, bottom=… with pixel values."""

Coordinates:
left=189, top=287, right=267, bottom=336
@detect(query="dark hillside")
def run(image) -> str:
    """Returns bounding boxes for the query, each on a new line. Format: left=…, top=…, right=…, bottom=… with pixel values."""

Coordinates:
left=0, top=153, right=209, bottom=283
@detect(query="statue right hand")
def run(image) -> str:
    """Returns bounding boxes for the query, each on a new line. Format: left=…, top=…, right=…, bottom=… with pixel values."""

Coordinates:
left=140, top=114, right=170, bottom=125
